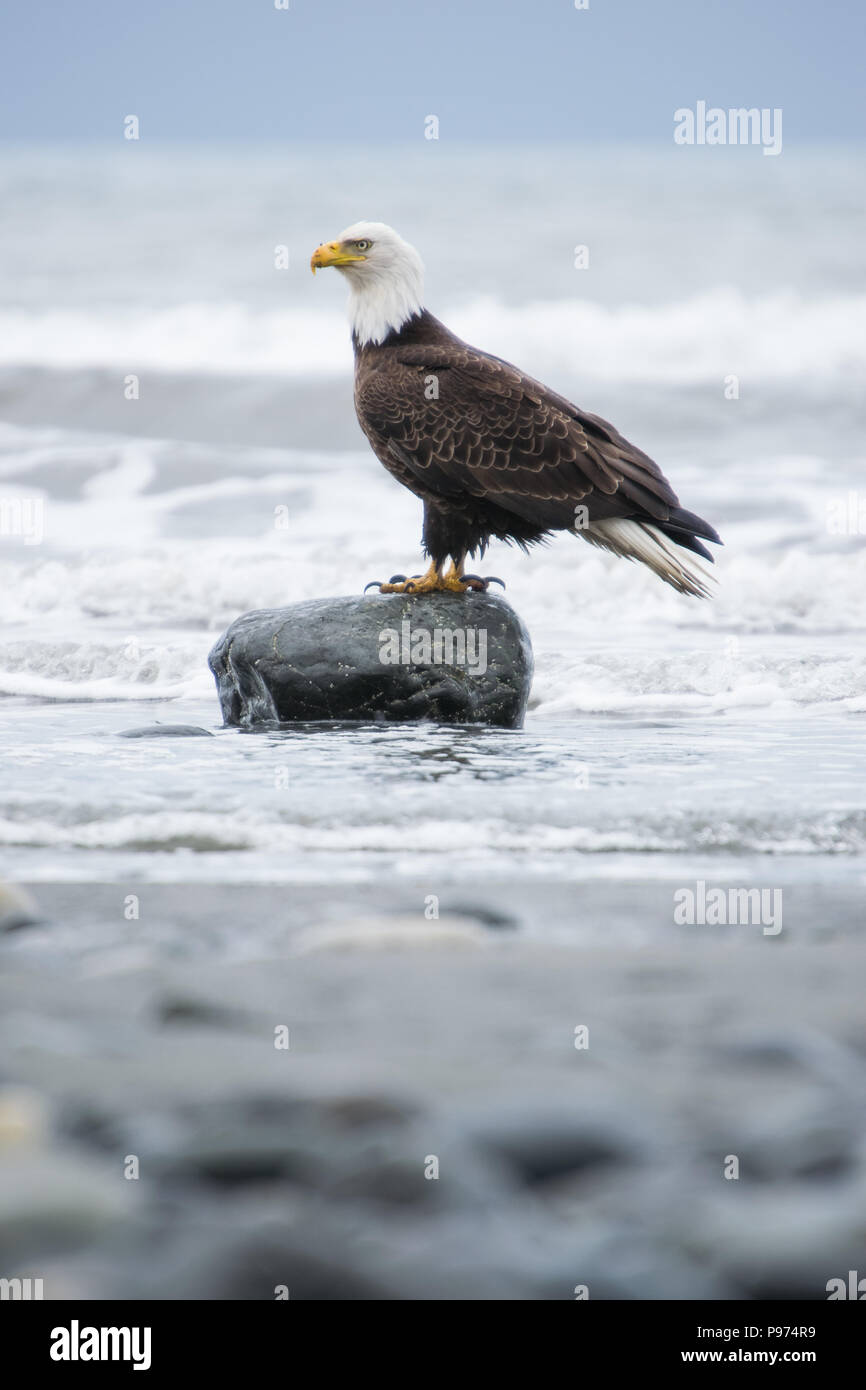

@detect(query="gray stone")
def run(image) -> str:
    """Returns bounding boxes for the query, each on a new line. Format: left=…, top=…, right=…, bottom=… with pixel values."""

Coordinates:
left=0, top=881, right=42, bottom=933
left=117, top=724, right=214, bottom=738
left=466, top=1102, right=652, bottom=1187
left=675, top=1182, right=866, bottom=1299
left=208, top=593, right=533, bottom=728
left=0, top=1147, right=136, bottom=1263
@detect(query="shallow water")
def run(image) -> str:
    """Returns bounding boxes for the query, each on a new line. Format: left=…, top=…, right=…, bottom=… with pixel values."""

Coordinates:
left=3, top=697, right=864, bottom=934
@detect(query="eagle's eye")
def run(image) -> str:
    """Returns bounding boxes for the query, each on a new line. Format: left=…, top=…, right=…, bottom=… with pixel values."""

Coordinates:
left=355, top=240, right=371, bottom=252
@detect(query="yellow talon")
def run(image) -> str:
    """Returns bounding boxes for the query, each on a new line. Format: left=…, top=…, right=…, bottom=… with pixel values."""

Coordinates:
left=369, top=558, right=503, bottom=594
left=378, top=561, right=444, bottom=594
left=374, top=561, right=476, bottom=594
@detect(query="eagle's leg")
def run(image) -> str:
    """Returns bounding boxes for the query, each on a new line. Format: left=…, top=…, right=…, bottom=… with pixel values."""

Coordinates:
left=367, top=559, right=473, bottom=594
left=442, top=558, right=483, bottom=591
left=366, top=557, right=505, bottom=595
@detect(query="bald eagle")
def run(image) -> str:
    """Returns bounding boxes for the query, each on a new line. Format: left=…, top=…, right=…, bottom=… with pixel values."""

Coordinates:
left=311, top=222, right=720, bottom=597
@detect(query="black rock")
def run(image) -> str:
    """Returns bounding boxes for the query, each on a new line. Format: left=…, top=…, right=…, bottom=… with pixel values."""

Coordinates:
left=208, top=593, right=533, bottom=728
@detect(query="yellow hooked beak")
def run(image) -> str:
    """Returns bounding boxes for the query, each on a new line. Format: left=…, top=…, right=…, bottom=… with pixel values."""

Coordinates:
left=310, top=240, right=367, bottom=274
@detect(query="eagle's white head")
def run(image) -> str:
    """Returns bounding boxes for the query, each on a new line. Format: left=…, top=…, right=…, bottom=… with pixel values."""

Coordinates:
left=310, top=221, right=425, bottom=347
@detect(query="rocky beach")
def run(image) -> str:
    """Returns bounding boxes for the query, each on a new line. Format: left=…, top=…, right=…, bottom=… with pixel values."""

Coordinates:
left=2, top=878, right=865, bottom=1300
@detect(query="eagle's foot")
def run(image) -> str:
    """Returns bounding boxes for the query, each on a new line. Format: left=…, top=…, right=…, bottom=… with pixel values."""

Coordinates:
left=365, top=561, right=452, bottom=595
left=364, top=562, right=505, bottom=595
left=379, top=569, right=449, bottom=594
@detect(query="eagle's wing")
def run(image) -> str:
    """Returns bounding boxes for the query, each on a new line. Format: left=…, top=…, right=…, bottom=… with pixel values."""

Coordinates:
left=357, top=339, right=719, bottom=559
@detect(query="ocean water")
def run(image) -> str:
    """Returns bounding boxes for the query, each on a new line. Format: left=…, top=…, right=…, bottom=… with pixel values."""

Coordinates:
left=1, top=144, right=865, bottom=915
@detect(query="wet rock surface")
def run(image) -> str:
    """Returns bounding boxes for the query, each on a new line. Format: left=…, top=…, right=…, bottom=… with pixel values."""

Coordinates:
left=208, top=593, right=533, bottom=729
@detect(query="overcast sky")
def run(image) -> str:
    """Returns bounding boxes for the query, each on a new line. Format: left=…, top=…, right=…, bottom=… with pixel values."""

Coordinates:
left=1, top=0, right=863, bottom=145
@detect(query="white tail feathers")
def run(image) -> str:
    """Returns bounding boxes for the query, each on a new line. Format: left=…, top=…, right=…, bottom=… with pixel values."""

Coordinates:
left=583, top=518, right=715, bottom=598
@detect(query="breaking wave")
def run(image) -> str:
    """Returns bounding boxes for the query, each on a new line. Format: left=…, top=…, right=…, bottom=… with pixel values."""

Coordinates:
left=0, top=288, right=863, bottom=385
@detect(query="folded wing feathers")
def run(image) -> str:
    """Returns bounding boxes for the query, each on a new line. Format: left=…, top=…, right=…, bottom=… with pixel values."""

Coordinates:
left=363, top=322, right=721, bottom=598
